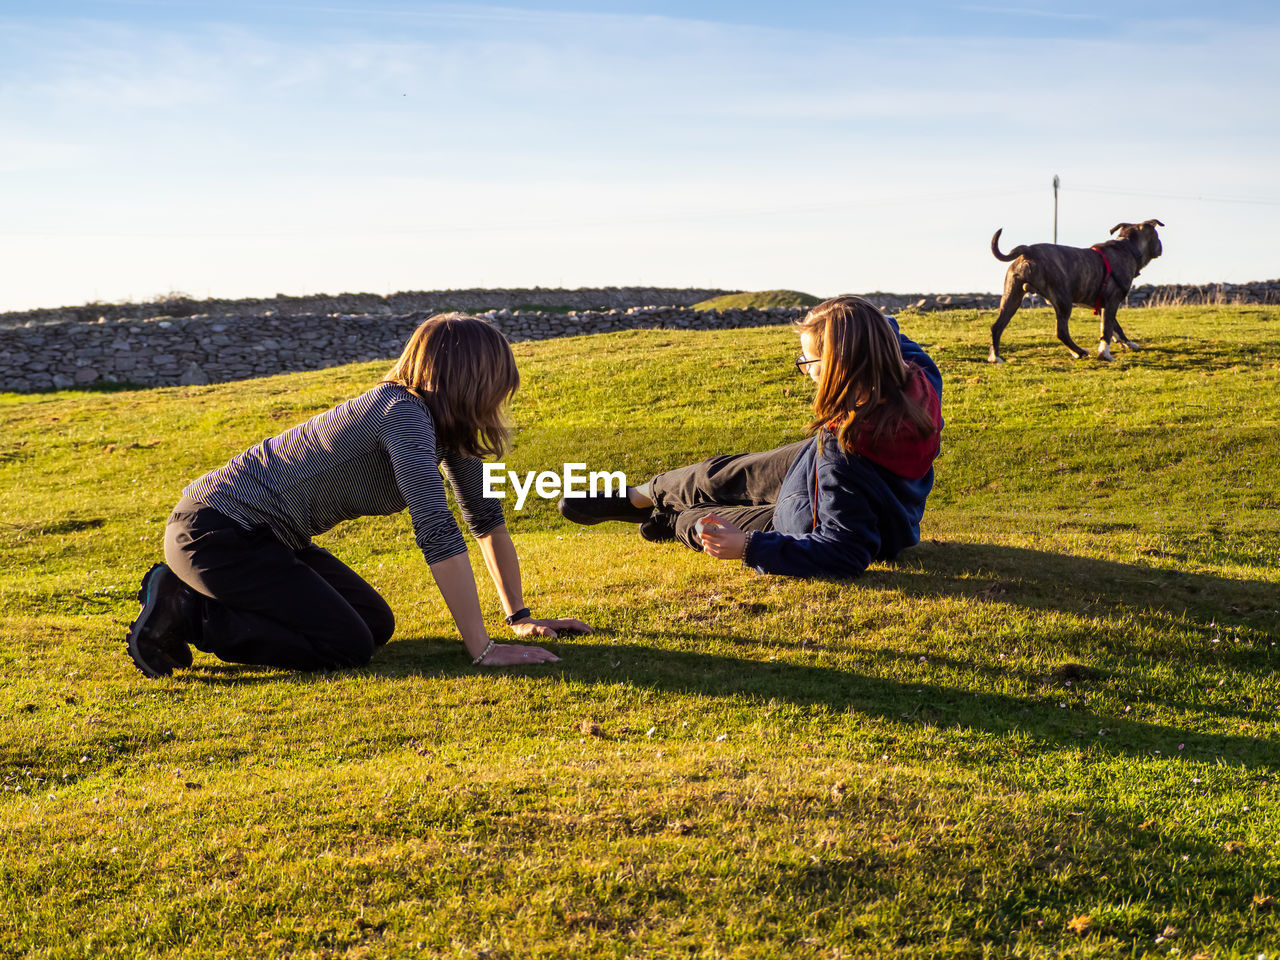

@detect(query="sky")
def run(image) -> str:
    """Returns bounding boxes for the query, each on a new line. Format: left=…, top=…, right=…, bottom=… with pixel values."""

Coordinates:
left=2, top=0, right=1278, bottom=311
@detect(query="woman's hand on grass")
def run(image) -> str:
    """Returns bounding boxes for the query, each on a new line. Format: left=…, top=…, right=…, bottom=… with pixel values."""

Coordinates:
left=510, top=617, right=593, bottom=639
left=698, top=514, right=747, bottom=560
left=478, top=642, right=561, bottom=666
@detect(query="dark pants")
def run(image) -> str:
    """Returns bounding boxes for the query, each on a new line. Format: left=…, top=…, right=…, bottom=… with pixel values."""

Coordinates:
left=163, top=497, right=395, bottom=671
left=648, top=439, right=810, bottom=550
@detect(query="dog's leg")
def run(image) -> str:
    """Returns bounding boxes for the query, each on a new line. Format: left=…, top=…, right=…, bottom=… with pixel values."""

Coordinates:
left=989, top=273, right=1024, bottom=363
left=1051, top=297, right=1088, bottom=359
left=1105, top=306, right=1141, bottom=351
left=1097, top=306, right=1116, bottom=361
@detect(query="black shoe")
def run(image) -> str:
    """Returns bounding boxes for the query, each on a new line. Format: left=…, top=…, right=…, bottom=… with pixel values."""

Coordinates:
left=639, top=512, right=676, bottom=543
left=558, top=491, right=652, bottom=525
left=125, top=563, right=197, bottom=677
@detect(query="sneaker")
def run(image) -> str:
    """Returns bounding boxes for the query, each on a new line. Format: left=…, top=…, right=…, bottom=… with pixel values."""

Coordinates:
left=558, top=491, right=652, bottom=525
left=125, top=563, right=197, bottom=677
left=639, top=512, right=676, bottom=543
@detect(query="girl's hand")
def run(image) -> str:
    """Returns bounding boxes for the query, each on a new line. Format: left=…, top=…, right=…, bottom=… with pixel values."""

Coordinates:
left=478, top=642, right=561, bottom=666
left=510, top=617, right=593, bottom=639
left=698, top=514, right=747, bottom=560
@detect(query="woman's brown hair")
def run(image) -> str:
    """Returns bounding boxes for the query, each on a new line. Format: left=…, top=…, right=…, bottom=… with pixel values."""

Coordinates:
left=796, top=296, right=937, bottom=453
left=383, top=313, right=519, bottom=459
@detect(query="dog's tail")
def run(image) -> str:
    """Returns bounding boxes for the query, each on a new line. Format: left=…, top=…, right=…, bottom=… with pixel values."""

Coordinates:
left=990, top=228, right=1024, bottom=262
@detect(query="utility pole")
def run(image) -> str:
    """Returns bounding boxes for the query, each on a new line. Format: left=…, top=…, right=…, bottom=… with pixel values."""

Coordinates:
left=1053, top=174, right=1060, bottom=243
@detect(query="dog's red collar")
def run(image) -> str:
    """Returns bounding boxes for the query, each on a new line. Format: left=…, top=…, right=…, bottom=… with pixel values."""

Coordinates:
left=1090, top=246, right=1112, bottom=315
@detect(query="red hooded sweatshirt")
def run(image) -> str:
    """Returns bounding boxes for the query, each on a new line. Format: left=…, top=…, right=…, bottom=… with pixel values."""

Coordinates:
left=847, top=364, right=942, bottom=480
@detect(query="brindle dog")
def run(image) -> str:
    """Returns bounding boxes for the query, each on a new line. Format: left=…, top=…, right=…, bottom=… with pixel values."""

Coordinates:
left=988, top=219, right=1164, bottom=363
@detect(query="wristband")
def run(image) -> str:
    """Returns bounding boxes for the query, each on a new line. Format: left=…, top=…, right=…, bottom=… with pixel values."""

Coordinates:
left=504, top=607, right=531, bottom=625
left=471, top=638, right=496, bottom=665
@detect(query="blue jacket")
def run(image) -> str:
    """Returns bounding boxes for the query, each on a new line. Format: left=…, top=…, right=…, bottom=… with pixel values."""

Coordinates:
left=741, top=319, right=942, bottom=579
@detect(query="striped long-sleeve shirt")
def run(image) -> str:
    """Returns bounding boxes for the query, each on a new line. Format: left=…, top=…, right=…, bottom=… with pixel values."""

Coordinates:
left=184, top=382, right=504, bottom=565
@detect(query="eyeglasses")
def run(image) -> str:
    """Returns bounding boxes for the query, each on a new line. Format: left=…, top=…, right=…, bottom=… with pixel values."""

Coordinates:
left=795, top=354, right=820, bottom=373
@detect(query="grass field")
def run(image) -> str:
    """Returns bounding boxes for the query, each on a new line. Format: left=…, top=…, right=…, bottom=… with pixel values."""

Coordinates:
left=2, top=305, right=1279, bottom=958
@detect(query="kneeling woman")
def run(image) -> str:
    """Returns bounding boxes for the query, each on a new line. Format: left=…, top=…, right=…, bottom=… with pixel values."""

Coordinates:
left=126, top=314, right=589, bottom=677
left=560, top=296, right=942, bottom=578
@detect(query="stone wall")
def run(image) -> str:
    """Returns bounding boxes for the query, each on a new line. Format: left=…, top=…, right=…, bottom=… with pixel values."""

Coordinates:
left=1123, top=280, right=1280, bottom=307
left=0, top=305, right=803, bottom=391
left=0, top=286, right=731, bottom=330
left=3, top=281, right=1278, bottom=392
left=845, top=279, right=1280, bottom=313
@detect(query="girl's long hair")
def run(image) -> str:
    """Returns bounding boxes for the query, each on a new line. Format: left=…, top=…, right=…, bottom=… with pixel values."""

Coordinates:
left=796, top=296, right=937, bottom=452
left=383, top=313, right=519, bottom=459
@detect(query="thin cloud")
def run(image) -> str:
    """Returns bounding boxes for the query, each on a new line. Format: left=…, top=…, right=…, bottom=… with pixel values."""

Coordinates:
left=956, top=5, right=1103, bottom=20
left=0, top=1, right=1276, bottom=309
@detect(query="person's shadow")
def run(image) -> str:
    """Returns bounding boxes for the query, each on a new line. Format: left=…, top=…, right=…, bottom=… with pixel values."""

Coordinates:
left=349, top=634, right=1278, bottom=773
left=188, top=540, right=1278, bottom=771
left=879, top=539, right=1275, bottom=653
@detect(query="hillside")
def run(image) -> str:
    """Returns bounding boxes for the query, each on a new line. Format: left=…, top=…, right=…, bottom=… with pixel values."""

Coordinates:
left=2, top=305, right=1278, bottom=957
left=693, top=289, right=822, bottom=310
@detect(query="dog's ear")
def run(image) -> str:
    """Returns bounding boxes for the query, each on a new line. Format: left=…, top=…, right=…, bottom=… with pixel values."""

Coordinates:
left=1109, top=222, right=1134, bottom=235
left=1144, top=219, right=1165, bottom=228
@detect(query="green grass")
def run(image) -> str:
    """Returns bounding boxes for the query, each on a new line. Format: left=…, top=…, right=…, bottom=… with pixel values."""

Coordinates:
left=3, top=305, right=1279, bottom=958
left=692, top=289, right=821, bottom=311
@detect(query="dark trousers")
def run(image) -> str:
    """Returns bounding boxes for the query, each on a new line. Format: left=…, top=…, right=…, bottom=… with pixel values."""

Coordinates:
left=163, top=497, right=394, bottom=671
left=649, top=439, right=810, bottom=550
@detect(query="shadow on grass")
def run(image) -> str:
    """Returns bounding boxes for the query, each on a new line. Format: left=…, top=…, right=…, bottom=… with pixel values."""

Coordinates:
left=190, top=630, right=1264, bottom=774
left=171, top=538, right=1279, bottom=767
left=555, top=642, right=1278, bottom=771
left=755, top=795, right=1273, bottom=951
left=884, top=539, right=1279, bottom=637
left=1116, top=340, right=1280, bottom=371
left=1, top=380, right=148, bottom=397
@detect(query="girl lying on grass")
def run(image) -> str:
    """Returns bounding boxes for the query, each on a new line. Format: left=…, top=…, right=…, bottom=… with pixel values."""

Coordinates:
left=559, top=295, right=942, bottom=578
left=125, top=314, right=589, bottom=678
